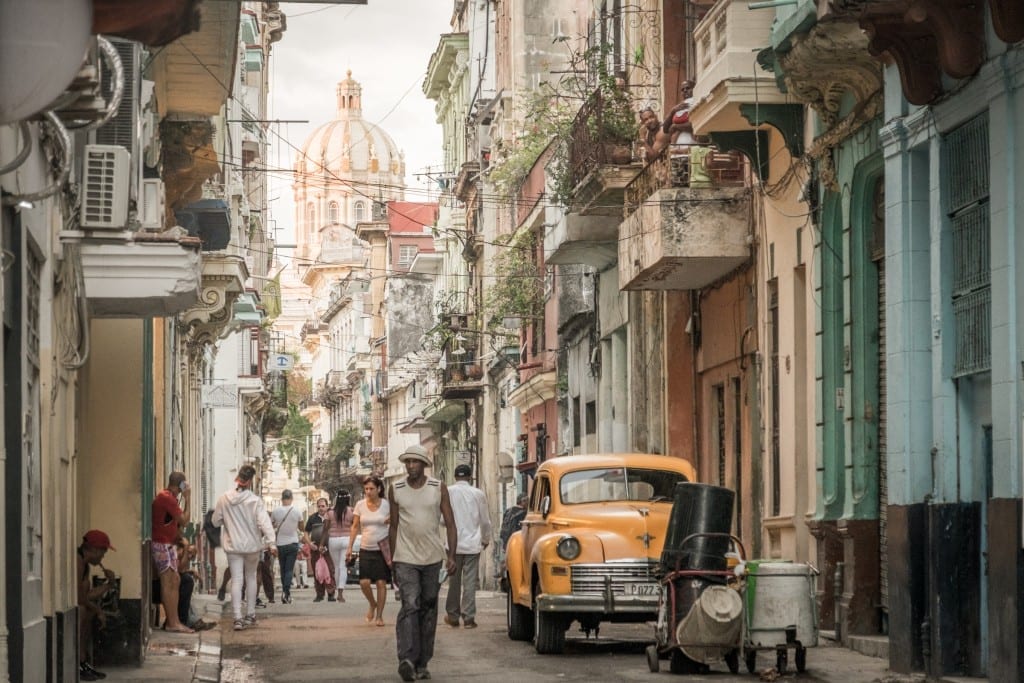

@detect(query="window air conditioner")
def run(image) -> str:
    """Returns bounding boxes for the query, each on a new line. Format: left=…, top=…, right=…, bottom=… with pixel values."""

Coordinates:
left=81, top=144, right=130, bottom=229
left=139, top=178, right=165, bottom=230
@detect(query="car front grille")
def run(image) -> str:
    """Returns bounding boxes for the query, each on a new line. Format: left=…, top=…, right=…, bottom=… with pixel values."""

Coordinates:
left=570, top=561, right=658, bottom=595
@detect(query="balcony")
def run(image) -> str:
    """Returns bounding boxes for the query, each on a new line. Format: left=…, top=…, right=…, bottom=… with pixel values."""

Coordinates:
left=544, top=205, right=620, bottom=269
left=79, top=233, right=202, bottom=317
left=689, top=0, right=792, bottom=136
left=619, top=147, right=751, bottom=290
left=441, top=348, right=485, bottom=400
left=567, top=91, right=644, bottom=217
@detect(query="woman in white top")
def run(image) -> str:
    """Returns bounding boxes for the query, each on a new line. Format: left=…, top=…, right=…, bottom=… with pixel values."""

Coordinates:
left=348, top=475, right=391, bottom=626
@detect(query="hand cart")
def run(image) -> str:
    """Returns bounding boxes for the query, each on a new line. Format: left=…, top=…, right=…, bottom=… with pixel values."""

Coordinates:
left=741, top=561, right=819, bottom=674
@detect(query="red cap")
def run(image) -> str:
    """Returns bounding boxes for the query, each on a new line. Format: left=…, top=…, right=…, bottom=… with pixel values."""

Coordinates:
left=83, top=530, right=115, bottom=551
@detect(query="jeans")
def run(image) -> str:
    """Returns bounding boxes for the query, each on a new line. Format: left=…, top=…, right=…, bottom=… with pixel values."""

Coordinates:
left=227, top=552, right=259, bottom=620
left=445, top=553, right=480, bottom=621
left=277, top=543, right=299, bottom=595
left=394, top=561, right=442, bottom=669
left=178, top=572, right=195, bottom=626
left=327, top=537, right=350, bottom=589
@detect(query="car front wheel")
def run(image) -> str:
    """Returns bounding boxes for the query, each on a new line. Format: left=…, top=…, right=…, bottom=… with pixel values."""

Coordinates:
left=507, top=585, right=533, bottom=641
left=532, top=587, right=566, bottom=654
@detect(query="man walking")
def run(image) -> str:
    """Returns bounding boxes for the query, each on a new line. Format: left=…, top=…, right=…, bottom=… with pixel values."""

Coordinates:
left=271, top=489, right=302, bottom=603
left=211, top=464, right=277, bottom=631
left=151, top=471, right=192, bottom=632
left=304, top=497, right=336, bottom=602
left=388, top=445, right=457, bottom=682
left=444, top=464, right=492, bottom=629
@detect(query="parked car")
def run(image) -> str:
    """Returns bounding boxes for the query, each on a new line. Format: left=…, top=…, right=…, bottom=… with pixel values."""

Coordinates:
left=504, top=453, right=697, bottom=654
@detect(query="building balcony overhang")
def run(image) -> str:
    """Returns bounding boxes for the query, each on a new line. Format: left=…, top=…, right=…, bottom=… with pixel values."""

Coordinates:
left=175, top=198, right=232, bottom=251
left=79, top=234, right=202, bottom=317
left=619, top=184, right=751, bottom=290
left=454, top=161, right=480, bottom=203
left=149, top=0, right=241, bottom=118
left=92, top=0, right=202, bottom=48
left=570, top=163, right=644, bottom=217
left=231, top=291, right=261, bottom=326
left=423, top=32, right=469, bottom=101
left=544, top=209, right=620, bottom=269
left=180, top=253, right=248, bottom=345
left=422, top=398, right=465, bottom=424
left=507, top=370, right=557, bottom=412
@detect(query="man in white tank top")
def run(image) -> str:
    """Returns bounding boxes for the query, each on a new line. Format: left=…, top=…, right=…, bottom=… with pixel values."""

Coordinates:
left=388, top=445, right=457, bottom=682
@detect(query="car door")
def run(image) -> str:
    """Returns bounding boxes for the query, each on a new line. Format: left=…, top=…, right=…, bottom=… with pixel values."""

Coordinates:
left=521, top=474, right=553, bottom=583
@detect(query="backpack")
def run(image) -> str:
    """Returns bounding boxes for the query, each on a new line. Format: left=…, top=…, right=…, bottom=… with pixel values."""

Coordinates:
left=203, top=509, right=221, bottom=548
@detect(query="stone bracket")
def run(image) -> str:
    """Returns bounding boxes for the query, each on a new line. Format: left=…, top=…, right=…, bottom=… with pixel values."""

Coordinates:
left=708, top=130, right=770, bottom=182
left=739, top=103, right=805, bottom=159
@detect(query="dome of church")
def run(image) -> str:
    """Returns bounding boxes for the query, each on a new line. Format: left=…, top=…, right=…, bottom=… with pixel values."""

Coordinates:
left=297, top=71, right=404, bottom=178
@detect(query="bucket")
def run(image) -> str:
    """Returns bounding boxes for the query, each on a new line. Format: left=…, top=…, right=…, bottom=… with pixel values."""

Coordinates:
left=660, top=482, right=735, bottom=572
left=675, top=585, right=743, bottom=663
left=745, top=561, right=818, bottom=648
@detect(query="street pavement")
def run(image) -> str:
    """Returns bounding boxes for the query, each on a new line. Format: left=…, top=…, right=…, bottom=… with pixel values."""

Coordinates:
left=96, top=584, right=926, bottom=682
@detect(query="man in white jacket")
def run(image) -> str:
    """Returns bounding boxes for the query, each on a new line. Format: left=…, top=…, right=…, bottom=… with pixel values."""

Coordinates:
left=211, top=464, right=277, bottom=631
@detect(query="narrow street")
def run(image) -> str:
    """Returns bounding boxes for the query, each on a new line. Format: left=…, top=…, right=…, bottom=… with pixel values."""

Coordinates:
left=220, top=587, right=892, bottom=682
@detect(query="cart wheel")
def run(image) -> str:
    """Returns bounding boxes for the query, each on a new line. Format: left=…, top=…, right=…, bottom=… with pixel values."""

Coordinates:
left=725, top=649, right=740, bottom=674
left=744, top=649, right=757, bottom=674
left=776, top=647, right=788, bottom=674
left=795, top=645, right=807, bottom=673
left=646, top=645, right=660, bottom=673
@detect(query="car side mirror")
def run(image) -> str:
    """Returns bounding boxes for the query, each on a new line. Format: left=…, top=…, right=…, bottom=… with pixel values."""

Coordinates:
left=540, top=495, right=551, bottom=518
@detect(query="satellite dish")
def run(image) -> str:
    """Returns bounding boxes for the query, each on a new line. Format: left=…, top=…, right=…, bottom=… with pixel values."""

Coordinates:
left=0, top=0, right=92, bottom=125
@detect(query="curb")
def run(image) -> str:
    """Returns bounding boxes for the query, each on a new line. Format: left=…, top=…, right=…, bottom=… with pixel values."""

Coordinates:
left=192, top=595, right=227, bottom=682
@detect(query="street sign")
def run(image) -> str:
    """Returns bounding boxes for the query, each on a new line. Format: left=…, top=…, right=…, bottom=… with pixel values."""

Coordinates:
left=271, top=353, right=295, bottom=372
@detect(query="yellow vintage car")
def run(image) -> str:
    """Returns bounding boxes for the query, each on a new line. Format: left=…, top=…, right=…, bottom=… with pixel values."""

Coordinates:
left=505, top=453, right=697, bottom=654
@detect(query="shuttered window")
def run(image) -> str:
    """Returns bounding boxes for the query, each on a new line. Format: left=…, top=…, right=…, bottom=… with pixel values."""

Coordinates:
left=944, top=114, right=990, bottom=377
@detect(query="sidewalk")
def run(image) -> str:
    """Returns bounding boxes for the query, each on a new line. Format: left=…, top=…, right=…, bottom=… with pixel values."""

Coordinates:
left=102, top=593, right=224, bottom=682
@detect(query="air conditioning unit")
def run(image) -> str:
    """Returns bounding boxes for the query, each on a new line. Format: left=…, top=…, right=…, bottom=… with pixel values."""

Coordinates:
left=139, top=178, right=165, bottom=230
left=81, top=144, right=130, bottom=229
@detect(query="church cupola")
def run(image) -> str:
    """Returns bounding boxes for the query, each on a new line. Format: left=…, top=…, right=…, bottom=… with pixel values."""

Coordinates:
left=336, top=70, right=362, bottom=118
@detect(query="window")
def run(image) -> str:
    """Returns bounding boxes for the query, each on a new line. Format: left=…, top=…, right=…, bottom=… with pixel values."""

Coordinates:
left=398, top=245, right=417, bottom=265
left=559, top=468, right=689, bottom=504
left=944, top=113, right=990, bottom=376
left=354, top=201, right=366, bottom=222
left=328, top=201, right=340, bottom=224
left=306, top=202, right=316, bottom=230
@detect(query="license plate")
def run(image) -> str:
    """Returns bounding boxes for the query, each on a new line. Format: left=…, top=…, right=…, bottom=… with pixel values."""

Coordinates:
left=627, top=583, right=659, bottom=596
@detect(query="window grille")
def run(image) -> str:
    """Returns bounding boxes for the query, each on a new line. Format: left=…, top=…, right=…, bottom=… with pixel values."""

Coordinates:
left=945, top=113, right=990, bottom=377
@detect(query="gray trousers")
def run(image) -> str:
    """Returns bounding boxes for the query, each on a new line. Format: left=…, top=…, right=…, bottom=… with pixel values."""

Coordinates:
left=445, top=552, right=480, bottom=621
left=394, top=561, right=442, bottom=668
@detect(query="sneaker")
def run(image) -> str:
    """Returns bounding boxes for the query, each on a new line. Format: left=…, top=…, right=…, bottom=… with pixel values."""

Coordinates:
left=463, top=619, right=478, bottom=629
left=327, top=594, right=336, bottom=602
left=313, top=595, right=323, bottom=603
left=255, top=598, right=267, bottom=609
left=282, top=593, right=291, bottom=604
left=80, top=662, right=107, bottom=680
left=415, top=668, right=431, bottom=680
left=398, top=659, right=416, bottom=682
left=232, top=619, right=246, bottom=632
left=243, top=615, right=257, bottom=628
left=443, top=615, right=459, bottom=628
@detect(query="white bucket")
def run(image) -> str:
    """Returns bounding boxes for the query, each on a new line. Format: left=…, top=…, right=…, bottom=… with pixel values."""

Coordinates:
left=746, top=562, right=818, bottom=648
left=675, top=585, right=743, bottom=663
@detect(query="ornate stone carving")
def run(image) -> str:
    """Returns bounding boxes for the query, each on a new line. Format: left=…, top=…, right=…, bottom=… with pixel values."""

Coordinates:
left=180, top=255, right=247, bottom=347
left=777, top=20, right=882, bottom=129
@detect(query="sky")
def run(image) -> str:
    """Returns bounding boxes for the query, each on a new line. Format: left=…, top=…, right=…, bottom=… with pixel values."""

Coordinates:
left=265, top=0, right=452, bottom=244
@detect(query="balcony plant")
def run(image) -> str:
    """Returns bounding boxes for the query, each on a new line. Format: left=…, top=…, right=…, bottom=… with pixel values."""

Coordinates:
left=489, top=40, right=638, bottom=207
left=483, top=229, right=544, bottom=330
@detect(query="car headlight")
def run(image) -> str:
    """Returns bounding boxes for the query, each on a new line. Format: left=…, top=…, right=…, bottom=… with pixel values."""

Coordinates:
left=556, top=536, right=581, bottom=561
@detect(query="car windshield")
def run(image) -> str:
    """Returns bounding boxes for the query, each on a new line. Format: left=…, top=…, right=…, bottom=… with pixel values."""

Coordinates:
left=559, top=467, right=689, bottom=504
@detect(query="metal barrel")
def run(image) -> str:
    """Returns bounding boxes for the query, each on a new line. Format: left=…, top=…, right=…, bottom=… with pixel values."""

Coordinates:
left=659, top=482, right=735, bottom=572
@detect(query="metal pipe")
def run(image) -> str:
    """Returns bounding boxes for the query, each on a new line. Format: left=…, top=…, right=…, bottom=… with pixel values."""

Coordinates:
left=748, top=0, right=798, bottom=8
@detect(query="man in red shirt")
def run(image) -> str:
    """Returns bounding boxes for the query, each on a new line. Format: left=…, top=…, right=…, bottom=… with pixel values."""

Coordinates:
left=151, top=471, right=193, bottom=632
